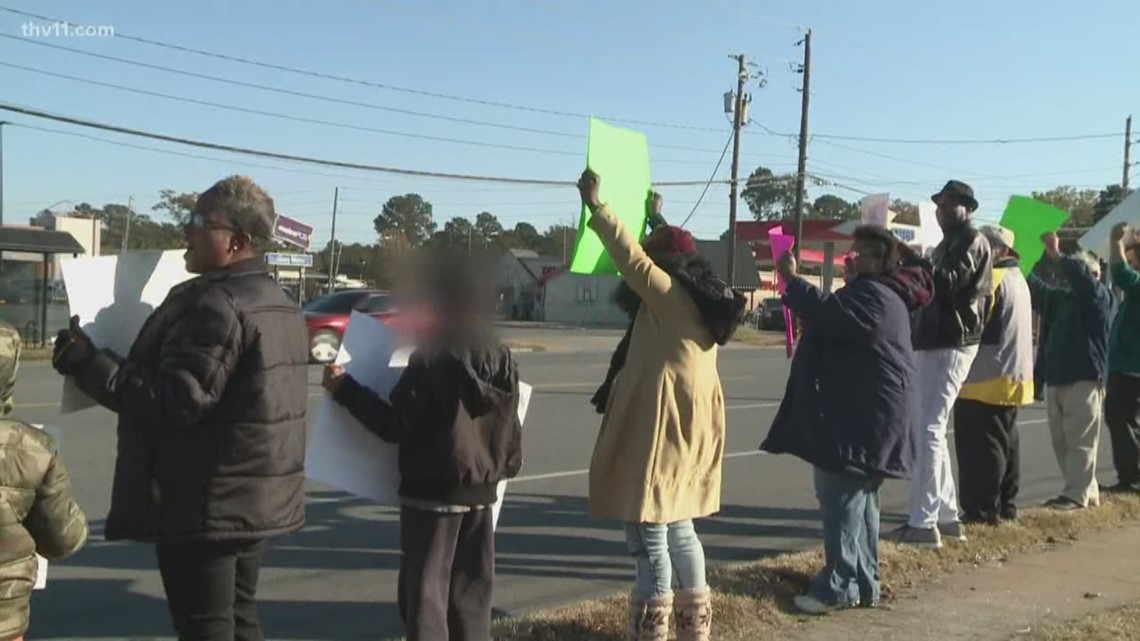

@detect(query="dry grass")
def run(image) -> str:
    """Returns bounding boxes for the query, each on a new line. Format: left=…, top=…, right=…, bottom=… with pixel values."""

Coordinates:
left=1019, top=603, right=1140, bottom=641
left=493, top=494, right=1140, bottom=641
left=19, top=346, right=52, bottom=362
left=730, top=326, right=786, bottom=348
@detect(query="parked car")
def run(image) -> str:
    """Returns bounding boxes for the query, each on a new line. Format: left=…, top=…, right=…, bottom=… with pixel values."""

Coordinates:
left=301, top=289, right=422, bottom=363
left=758, top=297, right=786, bottom=331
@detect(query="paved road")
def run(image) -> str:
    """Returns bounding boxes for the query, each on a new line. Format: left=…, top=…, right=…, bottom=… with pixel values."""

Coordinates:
left=15, top=348, right=1102, bottom=640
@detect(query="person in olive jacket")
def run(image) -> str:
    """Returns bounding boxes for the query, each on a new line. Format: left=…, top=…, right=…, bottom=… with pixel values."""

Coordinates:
left=0, top=323, right=87, bottom=641
left=885, top=180, right=992, bottom=550
left=52, top=176, right=309, bottom=641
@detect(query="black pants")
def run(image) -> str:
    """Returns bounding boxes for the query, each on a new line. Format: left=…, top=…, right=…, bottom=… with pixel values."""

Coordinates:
left=954, top=399, right=1020, bottom=522
left=1106, top=373, right=1140, bottom=488
left=155, top=539, right=266, bottom=641
left=399, top=506, right=494, bottom=641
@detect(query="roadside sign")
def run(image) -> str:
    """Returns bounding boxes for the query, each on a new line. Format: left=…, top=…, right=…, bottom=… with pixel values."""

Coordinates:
left=273, top=215, right=314, bottom=250
left=266, top=252, right=313, bottom=267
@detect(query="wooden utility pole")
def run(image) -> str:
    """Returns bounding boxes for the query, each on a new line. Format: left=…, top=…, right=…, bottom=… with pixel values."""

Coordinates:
left=727, top=54, right=747, bottom=286
left=792, top=29, right=812, bottom=262
left=122, top=195, right=134, bottom=253
left=1125, top=115, right=1133, bottom=190
left=327, top=187, right=340, bottom=290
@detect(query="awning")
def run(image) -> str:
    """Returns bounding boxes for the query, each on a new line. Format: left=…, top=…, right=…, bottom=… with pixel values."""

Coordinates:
left=0, top=227, right=85, bottom=254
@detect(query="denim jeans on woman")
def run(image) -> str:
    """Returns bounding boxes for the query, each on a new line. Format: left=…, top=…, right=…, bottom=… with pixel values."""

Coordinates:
left=810, top=466, right=883, bottom=607
left=624, top=520, right=707, bottom=599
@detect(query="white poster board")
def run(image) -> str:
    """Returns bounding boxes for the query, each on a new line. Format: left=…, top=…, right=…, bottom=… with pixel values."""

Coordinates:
left=918, top=200, right=943, bottom=252
left=59, top=251, right=194, bottom=414
left=860, top=193, right=891, bottom=228
left=305, top=312, right=530, bottom=529
left=1080, top=188, right=1140, bottom=258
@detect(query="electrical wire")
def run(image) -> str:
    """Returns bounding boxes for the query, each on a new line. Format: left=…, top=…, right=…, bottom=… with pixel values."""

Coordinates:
left=0, top=103, right=730, bottom=187
left=680, top=130, right=733, bottom=228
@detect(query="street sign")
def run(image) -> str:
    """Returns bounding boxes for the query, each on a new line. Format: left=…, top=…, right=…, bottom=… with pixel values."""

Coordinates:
left=273, top=214, right=314, bottom=250
left=265, top=252, right=313, bottom=267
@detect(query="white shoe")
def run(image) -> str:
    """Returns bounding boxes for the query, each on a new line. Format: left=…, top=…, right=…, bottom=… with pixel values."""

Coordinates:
left=793, top=594, right=835, bottom=615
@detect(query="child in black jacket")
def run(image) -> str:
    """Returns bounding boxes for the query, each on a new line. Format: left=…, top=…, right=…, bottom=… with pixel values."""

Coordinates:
left=323, top=254, right=522, bottom=641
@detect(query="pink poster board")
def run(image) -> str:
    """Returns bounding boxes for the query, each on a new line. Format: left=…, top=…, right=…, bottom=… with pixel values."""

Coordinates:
left=768, top=228, right=796, bottom=358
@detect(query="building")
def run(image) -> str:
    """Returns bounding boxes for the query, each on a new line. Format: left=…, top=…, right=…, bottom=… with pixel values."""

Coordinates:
left=497, top=249, right=564, bottom=321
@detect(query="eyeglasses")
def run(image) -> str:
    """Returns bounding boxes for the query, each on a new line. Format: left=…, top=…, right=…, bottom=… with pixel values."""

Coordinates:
left=186, top=212, right=239, bottom=233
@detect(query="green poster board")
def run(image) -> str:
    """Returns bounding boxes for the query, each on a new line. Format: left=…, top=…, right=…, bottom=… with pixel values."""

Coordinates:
left=999, top=196, right=1070, bottom=276
left=569, top=118, right=652, bottom=275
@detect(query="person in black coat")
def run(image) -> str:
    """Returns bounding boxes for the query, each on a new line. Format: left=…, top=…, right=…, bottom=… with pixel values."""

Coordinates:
left=762, top=225, right=933, bottom=615
left=52, top=176, right=310, bottom=641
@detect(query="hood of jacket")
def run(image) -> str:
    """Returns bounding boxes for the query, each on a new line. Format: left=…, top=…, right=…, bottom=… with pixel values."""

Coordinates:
left=435, top=339, right=516, bottom=418
left=867, top=264, right=935, bottom=312
left=614, top=253, right=746, bottom=345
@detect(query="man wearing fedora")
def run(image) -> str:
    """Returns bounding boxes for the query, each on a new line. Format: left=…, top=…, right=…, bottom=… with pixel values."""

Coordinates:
left=887, top=180, right=992, bottom=548
left=954, top=226, right=1034, bottom=524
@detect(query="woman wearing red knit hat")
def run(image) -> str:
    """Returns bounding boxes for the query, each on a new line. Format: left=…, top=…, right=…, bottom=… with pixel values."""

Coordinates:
left=579, top=170, right=745, bottom=641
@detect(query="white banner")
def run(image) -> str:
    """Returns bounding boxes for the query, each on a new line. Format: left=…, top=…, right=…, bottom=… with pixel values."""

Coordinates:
left=860, top=193, right=891, bottom=228
left=1080, top=188, right=1140, bottom=258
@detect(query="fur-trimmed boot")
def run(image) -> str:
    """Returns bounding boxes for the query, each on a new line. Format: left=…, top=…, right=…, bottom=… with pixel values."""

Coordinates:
left=674, top=587, right=712, bottom=641
left=628, top=593, right=673, bottom=641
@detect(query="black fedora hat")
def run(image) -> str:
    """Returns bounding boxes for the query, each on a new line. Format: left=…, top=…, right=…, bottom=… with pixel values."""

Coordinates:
left=932, top=180, right=979, bottom=212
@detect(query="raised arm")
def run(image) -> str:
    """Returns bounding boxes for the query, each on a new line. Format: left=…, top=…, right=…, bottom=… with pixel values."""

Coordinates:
left=1109, top=223, right=1140, bottom=292
left=782, top=277, right=882, bottom=343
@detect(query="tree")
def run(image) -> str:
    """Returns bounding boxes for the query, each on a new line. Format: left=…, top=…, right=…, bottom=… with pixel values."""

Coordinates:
left=741, top=166, right=798, bottom=221
left=499, top=222, right=543, bottom=251
left=890, top=199, right=920, bottom=225
left=1031, top=186, right=1099, bottom=228
left=1095, top=185, right=1133, bottom=224
left=373, top=194, right=436, bottom=251
left=809, top=194, right=859, bottom=220
left=431, top=216, right=476, bottom=251
left=152, top=190, right=198, bottom=226
left=473, top=211, right=503, bottom=246
left=540, top=224, right=577, bottom=262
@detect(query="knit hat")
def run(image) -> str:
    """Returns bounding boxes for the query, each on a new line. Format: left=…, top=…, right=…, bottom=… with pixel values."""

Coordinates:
left=643, top=225, right=697, bottom=257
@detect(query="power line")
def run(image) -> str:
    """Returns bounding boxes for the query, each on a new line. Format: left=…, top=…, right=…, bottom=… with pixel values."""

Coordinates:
left=680, top=130, right=734, bottom=228
left=0, top=103, right=729, bottom=187
left=0, top=6, right=723, bottom=134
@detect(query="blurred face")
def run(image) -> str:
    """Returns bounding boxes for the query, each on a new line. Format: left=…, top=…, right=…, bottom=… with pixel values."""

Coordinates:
left=935, top=195, right=970, bottom=231
left=845, top=239, right=887, bottom=278
left=1128, top=246, right=1140, bottom=271
left=182, top=206, right=248, bottom=274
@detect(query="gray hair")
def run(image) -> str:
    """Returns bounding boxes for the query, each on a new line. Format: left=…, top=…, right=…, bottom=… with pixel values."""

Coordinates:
left=1079, top=251, right=1101, bottom=276
left=198, top=175, right=275, bottom=249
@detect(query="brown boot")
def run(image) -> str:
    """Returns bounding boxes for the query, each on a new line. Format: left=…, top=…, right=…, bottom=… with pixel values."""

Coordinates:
left=674, top=587, right=712, bottom=641
left=628, top=593, right=673, bottom=641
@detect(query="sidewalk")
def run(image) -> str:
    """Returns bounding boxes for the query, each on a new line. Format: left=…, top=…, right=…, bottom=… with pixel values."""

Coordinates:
left=789, top=524, right=1140, bottom=641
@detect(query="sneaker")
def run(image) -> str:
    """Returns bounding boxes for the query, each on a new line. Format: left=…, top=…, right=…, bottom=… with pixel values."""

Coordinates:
left=1043, top=496, right=1084, bottom=511
left=938, top=521, right=968, bottom=542
left=882, top=525, right=942, bottom=549
left=793, top=594, right=853, bottom=615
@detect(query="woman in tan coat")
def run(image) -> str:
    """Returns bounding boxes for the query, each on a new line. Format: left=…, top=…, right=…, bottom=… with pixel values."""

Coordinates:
left=579, top=171, right=744, bottom=641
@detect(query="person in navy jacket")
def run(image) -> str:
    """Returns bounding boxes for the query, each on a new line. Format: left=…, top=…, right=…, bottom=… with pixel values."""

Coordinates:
left=762, top=225, right=933, bottom=615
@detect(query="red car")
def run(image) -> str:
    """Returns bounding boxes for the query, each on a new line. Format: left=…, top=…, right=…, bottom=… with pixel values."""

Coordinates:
left=301, top=289, right=417, bottom=363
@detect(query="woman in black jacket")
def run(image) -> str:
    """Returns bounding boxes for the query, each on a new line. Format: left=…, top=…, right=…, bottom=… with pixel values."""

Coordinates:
left=52, top=176, right=310, bottom=641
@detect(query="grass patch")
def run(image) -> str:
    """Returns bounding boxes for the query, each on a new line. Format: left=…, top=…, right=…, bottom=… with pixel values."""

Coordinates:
left=493, top=494, right=1140, bottom=640
left=731, top=325, right=785, bottom=348
left=1019, top=603, right=1140, bottom=640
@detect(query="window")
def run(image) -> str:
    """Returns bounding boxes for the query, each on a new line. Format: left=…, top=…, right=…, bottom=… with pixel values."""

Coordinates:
left=302, top=291, right=366, bottom=314
left=365, top=295, right=396, bottom=314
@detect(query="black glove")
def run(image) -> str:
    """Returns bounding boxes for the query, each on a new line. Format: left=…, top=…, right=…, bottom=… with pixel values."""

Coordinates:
left=52, top=318, right=95, bottom=376
left=589, top=381, right=610, bottom=415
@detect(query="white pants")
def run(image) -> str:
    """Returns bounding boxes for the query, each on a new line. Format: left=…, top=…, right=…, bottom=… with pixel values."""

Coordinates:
left=907, top=345, right=979, bottom=529
left=1046, top=381, right=1103, bottom=507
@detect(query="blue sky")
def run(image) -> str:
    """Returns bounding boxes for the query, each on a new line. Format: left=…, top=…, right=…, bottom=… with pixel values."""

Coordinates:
left=1, top=0, right=1137, bottom=244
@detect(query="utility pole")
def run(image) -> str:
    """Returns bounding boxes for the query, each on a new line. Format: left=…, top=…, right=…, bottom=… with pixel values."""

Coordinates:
left=327, top=187, right=339, bottom=291
left=792, top=29, right=812, bottom=262
left=727, top=54, right=747, bottom=287
left=122, top=195, right=134, bottom=253
left=1125, top=115, right=1133, bottom=190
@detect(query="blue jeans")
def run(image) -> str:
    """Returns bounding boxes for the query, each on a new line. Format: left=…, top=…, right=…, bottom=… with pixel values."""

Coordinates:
left=624, top=520, right=707, bottom=599
left=810, top=466, right=882, bottom=606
